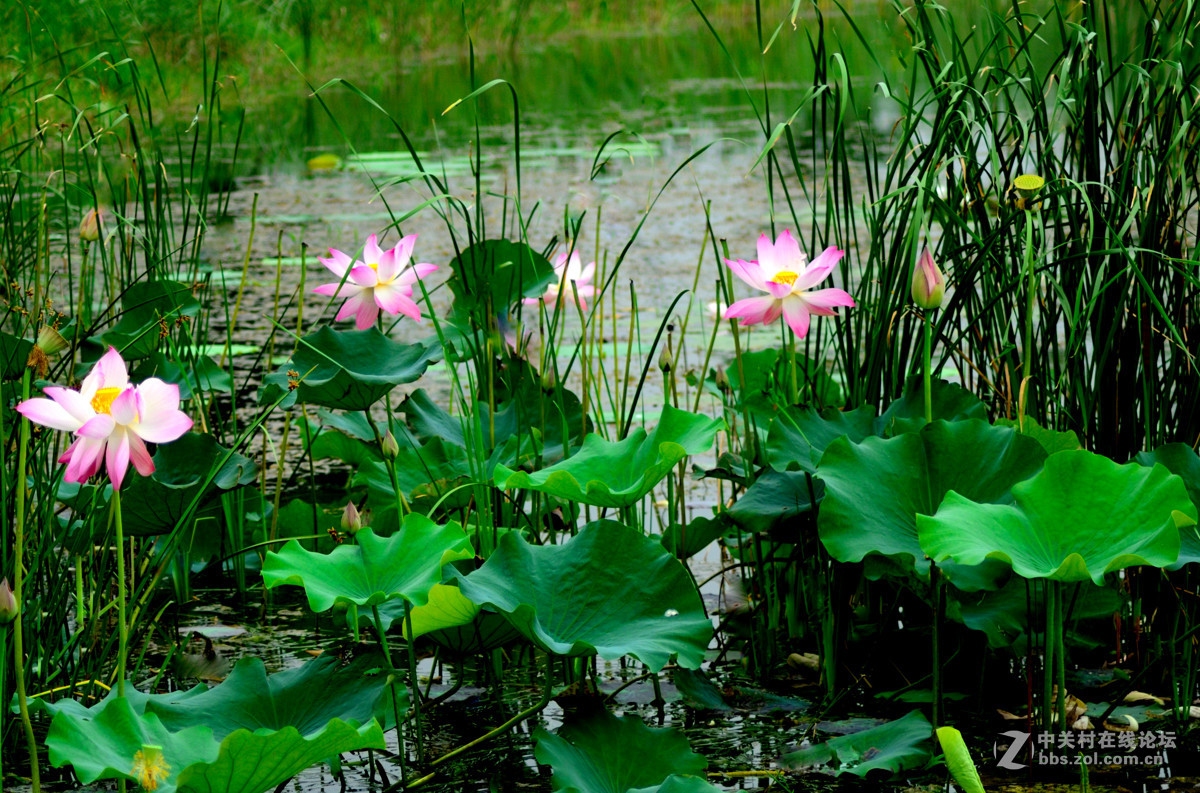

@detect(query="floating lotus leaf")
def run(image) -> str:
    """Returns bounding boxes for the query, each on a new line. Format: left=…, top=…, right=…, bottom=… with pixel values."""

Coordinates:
left=533, top=709, right=717, bottom=793
left=263, top=516, right=473, bottom=612
left=781, top=709, right=933, bottom=777
left=259, top=326, right=441, bottom=410
left=459, top=521, right=711, bottom=670
left=766, top=405, right=878, bottom=473
left=817, top=419, right=1046, bottom=582
left=1135, top=443, right=1200, bottom=569
left=918, top=450, right=1194, bottom=584
left=120, top=433, right=257, bottom=536
left=493, top=405, right=723, bottom=508
left=45, top=695, right=385, bottom=793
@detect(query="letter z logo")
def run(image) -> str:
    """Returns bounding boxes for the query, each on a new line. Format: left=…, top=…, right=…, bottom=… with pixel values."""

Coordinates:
left=995, top=730, right=1029, bottom=770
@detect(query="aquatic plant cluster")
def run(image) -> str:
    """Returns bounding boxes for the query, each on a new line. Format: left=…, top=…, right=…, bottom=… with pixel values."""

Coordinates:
left=1, top=0, right=1199, bottom=791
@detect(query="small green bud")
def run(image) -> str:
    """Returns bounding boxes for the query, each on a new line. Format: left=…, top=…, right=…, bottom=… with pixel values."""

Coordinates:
left=341, top=501, right=362, bottom=534
left=381, top=429, right=400, bottom=459
left=911, top=246, right=945, bottom=310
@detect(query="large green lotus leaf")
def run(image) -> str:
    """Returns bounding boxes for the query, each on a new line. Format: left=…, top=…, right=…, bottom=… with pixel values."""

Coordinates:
left=0, top=331, right=34, bottom=379
left=360, top=582, right=482, bottom=636
left=1135, top=443, right=1200, bottom=569
left=259, top=326, right=441, bottom=410
left=146, top=654, right=402, bottom=739
left=493, top=405, right=723, bottom=508
left=533, top=709, right=716, bottom=793
left=121, top=433, right=257, bottom=536
left=919, top=451, right=1194, bottom=584
left=459, top=521, right=711, bottom=670
left=100, top=280, right=201, bottom=359
left=766, top=405, right=878, bottom=473
left=877, top=376, right=987, bottom=435
left=173, top=719, right=386, bottom=793
left=425, top=609, right=525, bottom=655
left=996, top=416, right=1082, bottom=455
left=727, top=470, right=824, bottom=534
left=449, top=239, right=556, bottom=316
left=45, top=696, right=218, bottom=793
left=781, top=709, right=932, bottom=777
left=661, top=514, right=731, bottom=560
left=262, top=516, right=473, bottom=611
left=951, top=575, right=1122, bottom=650
left=45, top=694, right=386, bottom=793
left=818, top=419, right=1046, bottom=580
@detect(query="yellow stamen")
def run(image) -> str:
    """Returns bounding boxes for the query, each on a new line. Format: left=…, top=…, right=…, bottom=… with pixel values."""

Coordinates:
left=771, top=270, right=799, bottom=287
left=132, top=745, right=170, bottom=792
left=367, top=262, right=379, bottom=270
left=91, top=386, right=122, bottom=415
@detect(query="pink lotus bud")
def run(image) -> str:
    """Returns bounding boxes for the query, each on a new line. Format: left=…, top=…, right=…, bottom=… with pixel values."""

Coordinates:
left=911, top=246, right=945, bottom=310
left=0, top=578, right=18, bottom=624
left=341, top=501, right=362, bottom=534
left=79, top=207, right=104, bottom=242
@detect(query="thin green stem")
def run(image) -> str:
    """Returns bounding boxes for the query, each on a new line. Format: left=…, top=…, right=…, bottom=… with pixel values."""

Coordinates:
left=13, top=369, right=40, bottom=793
left=113, top=487, right=127, bottom=698
left=371, top=604, right=407, bottom=782
left=923, top=310, right=934, bottom=424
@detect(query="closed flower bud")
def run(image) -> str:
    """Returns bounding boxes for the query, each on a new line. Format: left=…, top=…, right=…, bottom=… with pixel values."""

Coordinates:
left=714, top=367, right=732, bottom=393
left=79, top=207, right=104, bottom=243
left=380, top=429, right=400, bottom=459
left=0, top=578, right=18, bottom=624
left=911, top=246, right=945, bottom=310
left=659, top=345, right=674, bottom=373
left=341, top=501, right=362, bottom=534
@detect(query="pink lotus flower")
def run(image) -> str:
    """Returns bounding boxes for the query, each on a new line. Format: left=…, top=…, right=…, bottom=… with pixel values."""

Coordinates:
left=314, top=234, right=437, bottom=330
left=524, top=250, right=596, bottom=311
left=722, top=230, right=855, bottom=338
left=16, top=347, right=193, bottom=489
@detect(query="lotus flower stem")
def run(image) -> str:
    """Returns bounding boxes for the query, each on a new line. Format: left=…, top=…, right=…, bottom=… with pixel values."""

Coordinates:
left=1042, top=579, right=1056, bottom=733
left=113, top=487, right=128, bottom=699
left=930, top=562, right=942, bottom=732
left=13, top=369, right=40, bottom=793
left=923, top=311, right=934, bottom=424
left=1055, top=581, right=1067, bottom=731
left=403, top=603, right=425, bottom=764
left=370, top=605, right=408, bottom=780
left=1020, top=208, right=1036, bottom=431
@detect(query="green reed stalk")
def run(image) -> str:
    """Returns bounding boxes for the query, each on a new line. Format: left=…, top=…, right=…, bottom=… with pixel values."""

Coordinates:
left=13, top=369, right=40, bottom=793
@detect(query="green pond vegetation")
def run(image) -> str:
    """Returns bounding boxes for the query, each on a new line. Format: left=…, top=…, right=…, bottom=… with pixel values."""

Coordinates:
left=0, top=0, right=1199, bottom=792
